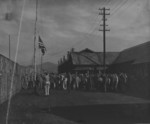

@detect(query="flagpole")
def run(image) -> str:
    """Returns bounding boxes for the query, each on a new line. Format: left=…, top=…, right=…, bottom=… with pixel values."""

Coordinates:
left=9, top=35, right=11, bottom=60
left=33, top=0, right=38, bottom=81
left=41, top=54, right=43, bottom=73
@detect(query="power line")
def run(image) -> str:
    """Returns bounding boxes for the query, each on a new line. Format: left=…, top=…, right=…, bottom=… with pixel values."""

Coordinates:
left=50, top=1, right=116, bottom=57
left=48, top=11, right=101, bottom=57
left=75, top=16, right=100, bottom=49
left=102, top=0, right=110, bottom=6
left=97, top=0, right=129, bottom=31
left=103, top=0, right=111, bottom=7
left=78, top=0, right=131, bottom=52
left=110, top=0, right=129, bottom=18
left=50, top=0, right=112, bottom=55
left=98, top=0, right=123, bottom=27
left=76, top=0, right=130, bottom=50
left=49, top=0, right=130, bottom=59
left=71, top=0, right=113, bottom=49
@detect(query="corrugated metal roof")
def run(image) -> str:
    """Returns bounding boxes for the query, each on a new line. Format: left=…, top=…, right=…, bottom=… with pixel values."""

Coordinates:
left=113, top=41, right=150, bottom=64
left=71, top=51, right=119, bottom=65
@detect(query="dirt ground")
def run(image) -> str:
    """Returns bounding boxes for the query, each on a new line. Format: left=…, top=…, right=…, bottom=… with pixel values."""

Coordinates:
left=0, top=89, right=150, bottom=124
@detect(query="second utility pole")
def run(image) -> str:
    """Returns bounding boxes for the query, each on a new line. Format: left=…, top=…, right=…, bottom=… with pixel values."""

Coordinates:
left=9, top=34, right=11, bottom=60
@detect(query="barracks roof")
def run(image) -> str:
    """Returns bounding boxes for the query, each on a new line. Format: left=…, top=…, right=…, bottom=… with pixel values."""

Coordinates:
left=70, top=48, right=119, bottom=65
left=113, top=41, right=150, bottom=64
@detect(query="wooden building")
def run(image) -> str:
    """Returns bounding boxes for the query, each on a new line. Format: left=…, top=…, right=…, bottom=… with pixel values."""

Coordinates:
left=58, top=48, right=119, bottom=73
left=108, top=41, right=150, bottom=99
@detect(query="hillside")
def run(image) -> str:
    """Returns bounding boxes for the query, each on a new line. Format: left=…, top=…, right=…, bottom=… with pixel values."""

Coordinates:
left=38, top=62, right=58, bottom=73
left=28, top=62, right=58, bottom=73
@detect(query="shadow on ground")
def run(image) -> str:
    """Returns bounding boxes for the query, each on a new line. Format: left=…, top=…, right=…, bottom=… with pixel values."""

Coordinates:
left=43, top=104, right=150, bottom=124
left=1, top=90, right=150, bottom=124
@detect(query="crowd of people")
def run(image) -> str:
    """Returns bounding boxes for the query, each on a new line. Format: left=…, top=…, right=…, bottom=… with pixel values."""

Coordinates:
left=21, top=72, right=128, bottom=96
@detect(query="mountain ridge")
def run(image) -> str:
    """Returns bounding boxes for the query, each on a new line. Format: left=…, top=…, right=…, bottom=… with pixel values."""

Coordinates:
left=28, top=62, right=58, bottom=73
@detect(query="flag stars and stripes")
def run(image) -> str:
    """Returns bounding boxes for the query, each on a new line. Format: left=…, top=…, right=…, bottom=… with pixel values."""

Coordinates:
left=38, top=36, right=46, bottom=55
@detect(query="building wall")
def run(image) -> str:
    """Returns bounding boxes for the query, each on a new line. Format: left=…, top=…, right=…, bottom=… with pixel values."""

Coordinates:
left=58, top=49, right=119, bottom=74
left=108, top=63, right=150, bottom=99
left=0, top=55, right=29, bottom=104
left=58, top=59, right=73, bottom=73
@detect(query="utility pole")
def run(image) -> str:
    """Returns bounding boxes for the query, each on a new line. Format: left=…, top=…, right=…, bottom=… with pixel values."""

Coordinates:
left=99, top=7, right=110, bottom=74
left=99, top=7, right=110, bottom=92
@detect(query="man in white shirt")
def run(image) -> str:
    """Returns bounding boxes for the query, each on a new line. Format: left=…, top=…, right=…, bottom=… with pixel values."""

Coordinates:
left=44, top=73, right=50, bottom=96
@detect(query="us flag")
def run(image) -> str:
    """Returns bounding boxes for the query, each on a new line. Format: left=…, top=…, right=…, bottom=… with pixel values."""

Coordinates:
left=38, top=36, right=46, bottom=55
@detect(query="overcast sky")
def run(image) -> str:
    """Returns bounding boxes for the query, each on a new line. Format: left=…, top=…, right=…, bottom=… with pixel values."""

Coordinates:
left=0, top=0, right=149, bottom=65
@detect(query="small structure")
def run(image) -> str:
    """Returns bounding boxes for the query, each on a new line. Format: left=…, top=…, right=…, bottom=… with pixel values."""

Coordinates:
left=58, top=48, right=119, bottom=73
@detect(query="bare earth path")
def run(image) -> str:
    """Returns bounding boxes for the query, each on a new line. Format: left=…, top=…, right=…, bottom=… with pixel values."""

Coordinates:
left=0, top=89, right=150, bottom=124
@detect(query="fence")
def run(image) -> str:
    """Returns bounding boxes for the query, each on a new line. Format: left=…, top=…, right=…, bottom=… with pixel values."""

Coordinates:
left=0, top=54, right=31, bottom=104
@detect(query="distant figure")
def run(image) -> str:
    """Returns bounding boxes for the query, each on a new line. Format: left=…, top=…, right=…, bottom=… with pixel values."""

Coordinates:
left=39, top=74, right=44, bottom=89
left=63, top=75, right=68, bottom=90
left=75, top=74, right=80, bottom=90
left=44, top=73, right=50, bottom=96
left=67, top=73, right=72, bottom=93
